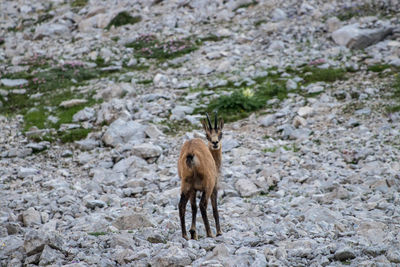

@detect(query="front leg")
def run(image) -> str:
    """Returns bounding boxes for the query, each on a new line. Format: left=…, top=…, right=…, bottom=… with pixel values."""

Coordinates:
left=211, top=187, right=222, bottom=236
left=179, top=192, right=190, bottom=240
left=199, top=191, right=213, bottom=238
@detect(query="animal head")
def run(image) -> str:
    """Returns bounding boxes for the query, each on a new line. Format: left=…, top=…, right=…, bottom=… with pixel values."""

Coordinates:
left=201, top=112, right=224, bottom=150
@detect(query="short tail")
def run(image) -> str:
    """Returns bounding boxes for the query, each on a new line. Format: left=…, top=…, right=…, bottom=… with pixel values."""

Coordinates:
left=186, top=154, right=194, bottom=168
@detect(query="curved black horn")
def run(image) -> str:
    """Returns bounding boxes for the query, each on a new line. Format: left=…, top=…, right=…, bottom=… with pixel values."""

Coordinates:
left=214, top=111, right=218, bottom=130
left=206, top=113, right=212, bottom=130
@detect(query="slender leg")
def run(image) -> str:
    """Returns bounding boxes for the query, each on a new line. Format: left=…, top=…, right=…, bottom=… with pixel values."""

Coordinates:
left=199, top=191, right=213, bottom=237
left=179, top=192, right=190, bottom=240
left=211, top=187, right=222, bottom=236
left=189, top=190, right=198, bottom=240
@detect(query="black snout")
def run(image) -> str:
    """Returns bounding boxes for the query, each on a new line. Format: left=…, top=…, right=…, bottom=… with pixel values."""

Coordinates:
left=212, top=141, right=218, bottom=148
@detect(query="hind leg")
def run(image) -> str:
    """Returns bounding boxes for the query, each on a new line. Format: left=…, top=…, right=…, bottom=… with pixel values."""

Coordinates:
left=179, top=191, right=190, bottom=240
left=189, top=190, right=198, bottom=240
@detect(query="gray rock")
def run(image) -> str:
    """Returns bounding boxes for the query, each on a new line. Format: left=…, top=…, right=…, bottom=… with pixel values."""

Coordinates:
left=326, top=17, right=342, bottom=33
left=102, top=118, right=146, bottom=147
left=85, top=200, right=107, bottom=209
left=145, top=125, right=164, bottom=139
left=222, top=137, right=240, bottom=152
left=334, top=247, right=356, bottom=261
left=0, top=236, right=24, bottom=261
left=92, top=168, right=125, bottom=186
left=39, top=245, right=64, bottom=266
left=286, top=79, right=297, bottom=90
left=113, top=156, right=147, bottom=174
left=34, top=23, right=70, bottom=40
left=171, top=105, right=194, bottom=121
left=22, top=207, right=42, bottom=227
left=332, top=24, right=393, bottom=49
left=112, top=211, right=155, bottom=230
left=74, top=138, right=100, bottom=151
left=1, top=78, right=28, bottom=87
left=132, top=143, right=162, bottom=160
left=73, top=107, right=96, bottom=122
left=387, top=248, right=400, bottom=263
left=297, top=106, right=314, bottom=117
left=153, top=73, right=169, bottom=87
left=17, top=167, right=39, bottom=178
left=271, top=8, right=287, bottom=21
left=26, top=142, right=49, bottom=152
left=59, top=99, right=87, bottom=108
left=152, top=245, right=192, bottom=266
left=259, top=114, right=276, bottom=127
left=235, top=179, right=260, bottom=197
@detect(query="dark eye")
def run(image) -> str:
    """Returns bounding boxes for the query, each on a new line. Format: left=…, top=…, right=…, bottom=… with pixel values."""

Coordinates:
left=206, top=134, right=211, bottom=141
left=218, top=132, right=223, bottom=139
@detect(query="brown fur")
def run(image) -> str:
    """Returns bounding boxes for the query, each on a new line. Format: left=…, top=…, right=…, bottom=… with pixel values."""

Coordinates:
left=177, top=114, right=224, bottom=240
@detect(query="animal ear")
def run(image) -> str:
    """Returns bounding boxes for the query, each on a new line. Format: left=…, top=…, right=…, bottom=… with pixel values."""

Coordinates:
left=219, top=117, right=224, bottom=130
left=201, top=119, right=209, bottom=132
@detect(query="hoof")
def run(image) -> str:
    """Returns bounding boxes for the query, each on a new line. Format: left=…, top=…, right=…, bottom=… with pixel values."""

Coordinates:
left=190, top=229, right=198, bottom=240
left=216, top=231, right=222, bottom=236
left=182, top=234, right=189, bottom=240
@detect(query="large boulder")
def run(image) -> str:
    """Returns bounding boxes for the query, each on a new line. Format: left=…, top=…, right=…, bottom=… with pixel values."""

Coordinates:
left=102, top=118, right=146, bottom=147
left=332, top=24, right=393, bottom=49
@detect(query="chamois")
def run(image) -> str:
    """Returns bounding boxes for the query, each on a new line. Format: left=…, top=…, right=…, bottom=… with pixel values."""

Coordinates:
left=177, top=112, right=224, bottom=239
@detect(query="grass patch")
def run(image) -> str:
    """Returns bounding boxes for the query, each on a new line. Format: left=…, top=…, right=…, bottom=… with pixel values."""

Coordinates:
left=0, top=61, right=102, bottom=142
left=197, top=81, right=287, bottom=123
left=71, top=0, right=88, bottom=7
left=233, top=0, right=258, bottom=12
left=88, top=232, right=107, bottom=237
left=300, top=66, right=346, bottom=84
left=335, top=2, right=394, bottom=21
left=106, top=12, right=142, bottom=29
left=125, top=34, right=197, bottom=61
left=137, top=79, right=153, bottom=85
left=367, top=64, right=391, bottom=73
left=387, top=74, right=400, bottom=113
left=60, top=128, right=91, bottom=143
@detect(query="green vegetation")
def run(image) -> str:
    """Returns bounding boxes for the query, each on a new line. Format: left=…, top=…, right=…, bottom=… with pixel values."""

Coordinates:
left=197, top=81, right=287, bottom=122
left=60, top=128, right=91, bottom=143
left=0, top=60, right=102, bottom=142
left=137, top=79, right=153, bottom=85
left=387, top=74, right=400, bottom=113
left=125, top=34, right=197, bottom=61
left=262, top=144, right=300, bottom=153
left=106, top=12, right=142, bottom=29
left=233, top=0, right=258, bottom=12
left=367, top=64, right=391, bottom=73
left=88, top=232, right=107, bottom=237
left=336, top=2, right=392, bottom=21
left=299, top=66, right=346, bottom=84
left=71, top=0, right=88, bottom=8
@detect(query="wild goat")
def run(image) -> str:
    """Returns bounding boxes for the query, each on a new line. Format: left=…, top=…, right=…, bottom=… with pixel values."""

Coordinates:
left=177, top=112, right=224, bottom=239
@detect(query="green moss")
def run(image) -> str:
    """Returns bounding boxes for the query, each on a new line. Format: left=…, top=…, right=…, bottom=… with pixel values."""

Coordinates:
left=336, top=3, right=393, bottom=21
left=106, top=12, right=142, bottom=29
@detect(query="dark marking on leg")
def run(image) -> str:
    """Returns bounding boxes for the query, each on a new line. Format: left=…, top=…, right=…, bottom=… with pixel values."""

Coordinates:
left=200, top=191, right=213, bottom=237
left=179, top=192, right=190, bottom=240
left=189, top=190, right=198, bottom=240
left=211, top=187, right=222, bottom=236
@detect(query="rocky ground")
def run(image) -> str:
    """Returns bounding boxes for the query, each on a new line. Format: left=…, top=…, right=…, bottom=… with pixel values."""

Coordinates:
left=1, top=0, right=400, bottom=266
